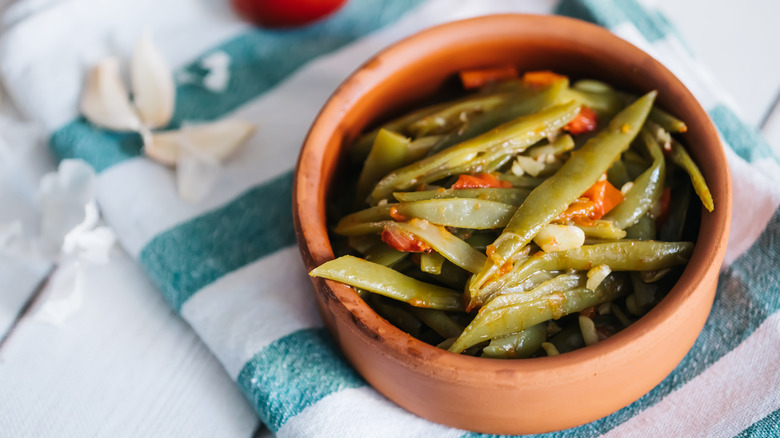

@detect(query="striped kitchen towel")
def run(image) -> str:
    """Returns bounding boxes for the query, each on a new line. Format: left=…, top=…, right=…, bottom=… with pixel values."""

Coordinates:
left=1, top=0, right=779, bottom=436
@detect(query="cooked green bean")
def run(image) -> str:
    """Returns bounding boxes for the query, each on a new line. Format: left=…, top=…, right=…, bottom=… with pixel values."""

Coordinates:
left=449, top=278, right=625, bottom=353
left=420, top=252, right=445, bottom=274
left=625, top=214, right=656, bottom=240
left=369, top=295, right=423, bottom=337
left=483, top=273, right=585, bottom=312
left=409, top=307, right=465, bottom=339
left=469, top=92, right=656, bottom=301
left=393, top=188, right=530, bottom=205
left=574, top=220, right=627, bottom=240
left=394, top=198, right=517, bottom=230
left=408, top=93, right=512, bottom=137
left=525, top=134, right=575, bottom=159
left=389, top=219, right=487, bottom=274
left=481, top=323, right=546, bottom=359
left=356, top=129, right=411, bottom=203
left=498, top=241, right=692, bottom=293
left=369, top=101, right=581, bottom=204
left=364, top=243, right=407, bottom=267
left=607, top=159, right=632, bottom=188
left=310, top=255, right=464, bottom=311
left=670, top=139, right=714, bottom=212
left=579, top=315, right=600, bottom=346
left=603, top=131, right=666, bottom=229
left=649, top=106, right=688, bottom=133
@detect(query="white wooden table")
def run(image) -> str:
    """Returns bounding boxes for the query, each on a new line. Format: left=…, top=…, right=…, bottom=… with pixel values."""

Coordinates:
left=1, top=1, right=778, bottom=436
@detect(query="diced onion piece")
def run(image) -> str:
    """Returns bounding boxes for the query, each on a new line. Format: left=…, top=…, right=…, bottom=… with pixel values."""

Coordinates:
left=579, top=315, right=600, bottom=346
left=620, top=181, right=634, bottom=195
left=512, top=155, right=546, bottom=177
left=532, top=224, right=585, bottom=252
left=541, top=342, right=560, bottom=356
left=586, top=264, right=612, bottom=291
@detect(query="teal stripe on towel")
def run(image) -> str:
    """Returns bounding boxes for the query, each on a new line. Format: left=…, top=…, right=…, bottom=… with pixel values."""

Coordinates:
left=462, top=208, right=780, bottom=437
left=734, top=407, right=780, bottom=437
left=237, top=328, right=364, bottom=432
left=49, top=0, right=426, bottom=172
left=139, top=171, right=295, bottom=311
left=709, top=104, right=778, bottom=162
left=555, top=0, right=669, bottom=43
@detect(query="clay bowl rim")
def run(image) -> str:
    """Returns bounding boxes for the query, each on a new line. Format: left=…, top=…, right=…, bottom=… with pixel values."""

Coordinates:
left=293, top=14, right=732, bottom=388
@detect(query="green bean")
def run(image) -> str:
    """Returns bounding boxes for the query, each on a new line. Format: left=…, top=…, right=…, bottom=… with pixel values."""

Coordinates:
left=364, top=243, right=407, bottom=267
left=463, top=231, right=499, bottom=250
left=449, top=279, right=625, bottom=353
left=649, top=106, right=688, bottom=133
left=369, top=295, right=423, bottom=337
left=393, top=188, right=530, bottom=205
left=496, top=173, right=546, bottom=188
left=572, top=79, right=613, bottom=94
left=469, top=92, right=656, bottom=300
left=607, top=159, right=632, bottom=188
left=626, top=272, right=658, bottom=316
left=427, top=80, right=568, bottom=155
left=310, top=255, right=464, bottom=311
left=500, top=241, right=692, bottom=292
left=350, top=101, right=451, bottom=162
left=670, top=139, right=714, bottom=212
left=548, top=322, right=585, bottom=353
left=409, top=307, right=465, bottom=339
left=659, top=180, right=691, bottom=242
left=573, top=220, right=627, bottom=240
left=483, top=273, right=585, bottom=312
left=390, top=219, right=487, bottom=274
left=603, top=131, right=666, bottom=229
left=356, top=129, right=411, bottom=203
left=370, top=101, right=581, bottom=203
left=420, top=252, right=445, bottom=274
left=481, top=323, right=546, bottom=359
left=395, top=198, right=517, bottom=230
left=408, top=93, right=512, bottom=137
left=333, top=220, right=390, bottom=236
left=562, top=88, right=624, bottom=118
left=625, top=214, right=656, bottom=240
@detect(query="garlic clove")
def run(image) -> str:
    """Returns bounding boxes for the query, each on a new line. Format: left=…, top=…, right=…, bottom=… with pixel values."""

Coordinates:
left=131, top=32, right=175, bottom=129
left=180, top=119, right=255, bottom=161
left=80, top=58, right=141, bottom=132
left=143, top=130, right=179, bottom=166
left=144, top=119, right=255, bottom=166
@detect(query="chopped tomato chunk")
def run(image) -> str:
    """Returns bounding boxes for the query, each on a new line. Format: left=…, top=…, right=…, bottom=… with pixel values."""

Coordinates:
left=451, top=173, right=512, bottom=189
left=565, top=105, right=598, bottom=134
left=522, top=70, right=568, bottom=88
left=459, top=65, right=518, bottom=89
left=559, top=180, right=624, bottom=221
left=381, top=227, right=431, bottom=253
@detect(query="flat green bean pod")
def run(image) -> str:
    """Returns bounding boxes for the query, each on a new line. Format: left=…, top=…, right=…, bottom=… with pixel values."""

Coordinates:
left=389, top=219, right=487, bottom=274
left=603, top=131, right=666, bottom=229
left=481, top=323, right=547, bottom=359
left=450, top=277, right=625, bottom=353
left=310, top=255, right=464, bottom=311
left=393, top=188, right=530, bottom=205
left=670, top=139, right=714, bottom=212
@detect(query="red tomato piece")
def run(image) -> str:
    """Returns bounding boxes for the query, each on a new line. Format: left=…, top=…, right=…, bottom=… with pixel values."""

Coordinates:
left=381, top=227, right=431, bottom=253
left=232, top=0, right=347, bottom=27
left=522, top=70, right=568, bottom=88
left=565, top=105, right=598, bottom=135
left=451, top=173, right=512, bottom=189
left=559, top=180, right=624, bottom=221
left=459, top=65, right=518, bottom=90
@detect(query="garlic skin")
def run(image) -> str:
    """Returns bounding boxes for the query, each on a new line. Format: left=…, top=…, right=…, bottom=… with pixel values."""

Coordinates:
left=144, top=119, right=256, bottom=165
left=131, top=32, right=175, bottom=129
left=79, top=58, right=141, bottom=132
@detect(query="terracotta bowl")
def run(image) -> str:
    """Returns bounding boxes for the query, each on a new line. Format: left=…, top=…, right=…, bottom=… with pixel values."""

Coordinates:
left=293, top=14, right=731, bottom=435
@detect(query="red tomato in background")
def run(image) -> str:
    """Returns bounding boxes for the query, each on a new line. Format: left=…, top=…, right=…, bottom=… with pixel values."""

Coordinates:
left=232, top=0, right=348, bottom=27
